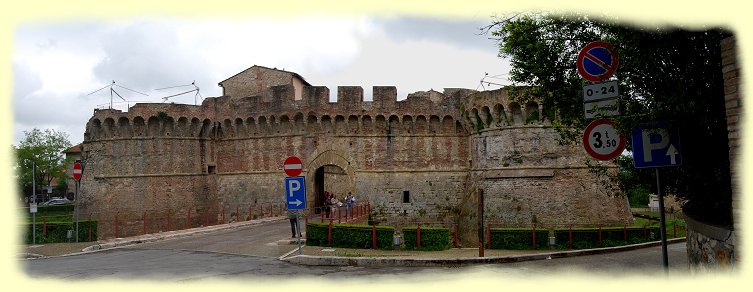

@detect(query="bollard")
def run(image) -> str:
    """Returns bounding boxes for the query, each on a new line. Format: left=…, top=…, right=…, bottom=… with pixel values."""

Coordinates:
left=187, top=209, right=192, bottom=229
left=222, top=206, right=225, bottom=224
left=204, top=209, right=209, bottom=226
left=269, top=204, right=273, bottom=217
left=259, top=205, right=263, bottom=218
left=167, top=210, right=172, bottom=231
left=338, top=206, right=341, bottom=223
left=372, top=225, right=377, bottom=249
left=236, top=206, right=239, bottom=222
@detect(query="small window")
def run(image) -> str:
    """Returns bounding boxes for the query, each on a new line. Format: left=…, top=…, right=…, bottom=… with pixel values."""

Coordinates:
left=403, top=191, right=410, bottom=203
left=207, top=165, right=216, bottom=174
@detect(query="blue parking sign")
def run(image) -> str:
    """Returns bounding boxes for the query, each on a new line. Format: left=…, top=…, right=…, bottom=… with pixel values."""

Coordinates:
left=632, top=123, right=682, bottom=168
left=285, top=176, right=306, bottom=210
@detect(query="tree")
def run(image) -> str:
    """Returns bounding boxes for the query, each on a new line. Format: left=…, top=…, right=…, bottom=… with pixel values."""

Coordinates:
left=14, top=128, right=73, bottom=201
left=484, top=13, right=733, bottom=225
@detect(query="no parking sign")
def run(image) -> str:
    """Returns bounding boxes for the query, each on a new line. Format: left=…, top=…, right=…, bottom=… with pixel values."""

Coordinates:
left=577, top=41, right=619, bottom=82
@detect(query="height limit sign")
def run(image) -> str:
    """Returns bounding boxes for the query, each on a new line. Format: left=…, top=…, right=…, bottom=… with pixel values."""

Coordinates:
left=583, top=118, right=625, bottom=160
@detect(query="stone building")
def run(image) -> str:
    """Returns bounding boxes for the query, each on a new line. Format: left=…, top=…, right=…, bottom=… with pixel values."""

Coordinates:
left=80, top=65, right=632, bottom=244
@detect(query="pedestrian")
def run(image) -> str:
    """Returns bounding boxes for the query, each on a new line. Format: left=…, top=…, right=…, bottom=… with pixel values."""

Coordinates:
left=287, top=208, right=302, bottom=238
left=345, top=192, right=355, bottom=217
left=324, top=192, right=332, bottom=218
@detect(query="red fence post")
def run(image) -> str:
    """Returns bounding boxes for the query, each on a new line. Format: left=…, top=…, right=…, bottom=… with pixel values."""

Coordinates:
left=221, top=206, right=225, bottom=224
left=643, top=223, right=647, bottom=240
left=259, top=205, right=263, bottom=218
left=115, top=212, right=119, bottom=238
left=532, top=224, right=537, bottom=249
left=598, top=225, right=602, bottom=246
left=327, top=219, right=333, bottom=245
left=487, top=224, right=491, bottom=249
left=236, top=206, right=239, bottom=222
left=372, top=225, right=377, bottom=249
left=187, top=208, right=192, bottom=229
left=143, top=211, right=147, bottom=235
left=88, top=214, right=92, bottom=242
left=417, top=224, right=421, bottom=249
left=167, top=210, right=171, bottom=231
left=569, top=225, right=573, bottom=249
left=454, top=224, right=459, bottom=248
left=204, top=209, right=209, bottom=226
left=338, top=206, right=342, bottom=224
left=673, top=222, right=677, bottom=238
left=269, top=204, right=273, bottom=217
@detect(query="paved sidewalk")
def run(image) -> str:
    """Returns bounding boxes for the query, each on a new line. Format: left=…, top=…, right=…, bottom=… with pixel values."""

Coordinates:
left=21, top=217, right=686, bottom=268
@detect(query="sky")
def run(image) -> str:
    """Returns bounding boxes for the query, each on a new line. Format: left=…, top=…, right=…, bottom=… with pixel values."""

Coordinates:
left=11, top=15, right=512, bottom=146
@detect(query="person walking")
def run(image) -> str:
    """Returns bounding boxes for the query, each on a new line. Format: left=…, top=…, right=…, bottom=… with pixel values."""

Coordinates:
left=287, top=209, right=302, bottom=238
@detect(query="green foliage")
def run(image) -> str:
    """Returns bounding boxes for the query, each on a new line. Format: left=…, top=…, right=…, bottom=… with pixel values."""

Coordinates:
left=402, top=226, right=451, bottom=251
left=14, top=128, right=73, bottom=199
left=306, top=222, right=394, bottom=249
left=485, top=13, right=733, bottom=225
left=491, top=226, right=661, bottom=250
left=24, top=220, right=98, bottom=244
left=488, top=228, right=549, bottom=250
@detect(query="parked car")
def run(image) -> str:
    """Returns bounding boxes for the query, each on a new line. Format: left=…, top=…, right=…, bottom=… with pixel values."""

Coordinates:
left=41, top=198, right=72, bottom=206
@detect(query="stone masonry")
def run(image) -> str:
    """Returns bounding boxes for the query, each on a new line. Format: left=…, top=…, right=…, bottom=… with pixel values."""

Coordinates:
left=80, top=65, right=633, bottom=244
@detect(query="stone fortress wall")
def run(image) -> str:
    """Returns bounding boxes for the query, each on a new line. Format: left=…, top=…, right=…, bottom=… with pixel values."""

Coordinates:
left=80, top=66, right=632, bottom=243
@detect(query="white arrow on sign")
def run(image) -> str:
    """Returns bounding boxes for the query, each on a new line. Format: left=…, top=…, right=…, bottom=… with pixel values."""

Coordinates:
left=290, top=199, right=303, bottom=207
left=666, top=144, right=679, bottom=165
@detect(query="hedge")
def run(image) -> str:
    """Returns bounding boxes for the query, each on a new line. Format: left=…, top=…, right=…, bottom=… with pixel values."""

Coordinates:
left=306, top=222, right=394, bottom=249
left=24, top=220, right=98, bottom=244
left=490, top=226, right=661, bottom=250
left=402, top=226, right=451, bottom=251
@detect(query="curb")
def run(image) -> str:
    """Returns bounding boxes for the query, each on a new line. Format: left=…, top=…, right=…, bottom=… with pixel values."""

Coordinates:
left=281, top=238, right=686, bottom=267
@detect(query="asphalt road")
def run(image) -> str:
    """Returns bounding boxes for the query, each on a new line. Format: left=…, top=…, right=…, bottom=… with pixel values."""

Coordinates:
left=22, top=220, right=689, bottom=282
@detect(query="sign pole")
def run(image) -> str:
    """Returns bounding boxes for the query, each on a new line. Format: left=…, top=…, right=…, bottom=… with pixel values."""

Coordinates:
left=32, top=161, right=36, bottom=245
left=655, top=168, right=669, bottom=272
left=75, top=180, right=79, bottom=243
left=295, top=212, right=302, bottom=255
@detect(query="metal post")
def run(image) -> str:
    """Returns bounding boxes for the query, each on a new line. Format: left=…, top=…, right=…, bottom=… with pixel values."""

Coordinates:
left=295, top=213, right=302, bottom=255
left=32, top=161, right=36, bottom=245
left=75, top=180, right=80, bottom=242
left=478, top=188, right=484, bottom=257
left=656, top=168, right=669, bottom=272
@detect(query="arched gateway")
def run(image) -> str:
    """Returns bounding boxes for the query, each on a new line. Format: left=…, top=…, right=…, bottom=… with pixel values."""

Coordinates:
left=306, top=149, right=354, bottom=213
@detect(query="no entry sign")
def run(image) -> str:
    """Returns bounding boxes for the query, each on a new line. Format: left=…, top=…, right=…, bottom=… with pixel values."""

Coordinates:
left=582, top=118, right=625, bottom=160
left=577, top=41, right=619, bottom=82
left=73, top=162, right=82, bottom=181
left=283, top=156, right=303, bottom=177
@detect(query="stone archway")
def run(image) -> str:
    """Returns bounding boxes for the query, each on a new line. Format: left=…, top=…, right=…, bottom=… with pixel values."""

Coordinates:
left=306, top=149, right=354, bottom=213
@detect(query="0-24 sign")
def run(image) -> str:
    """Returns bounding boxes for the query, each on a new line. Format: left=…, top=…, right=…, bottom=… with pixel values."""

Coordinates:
left=582, top=118, right=625, bottom=160
left=583, top=80, right=619, bottom=102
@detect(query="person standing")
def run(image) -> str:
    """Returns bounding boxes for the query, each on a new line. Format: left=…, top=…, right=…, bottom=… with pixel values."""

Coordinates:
left=345, top=192, right=355, bottom=217
left=287, top=209, right=302, bottom=238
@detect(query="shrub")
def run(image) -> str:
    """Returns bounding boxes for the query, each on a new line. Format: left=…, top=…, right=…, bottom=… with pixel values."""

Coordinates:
left=24, top=220, right=98, bottom=244
left=306, top=222, right=394, bottom=249
left=489, top=228, right=549, bottom=250
left=402, top=226, right=451, bottom=251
